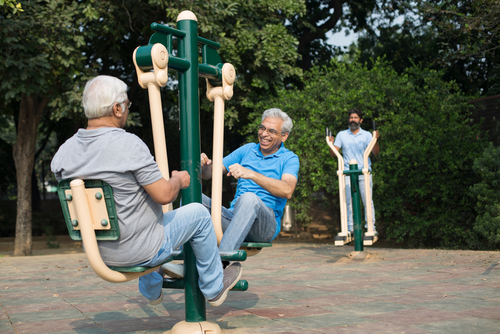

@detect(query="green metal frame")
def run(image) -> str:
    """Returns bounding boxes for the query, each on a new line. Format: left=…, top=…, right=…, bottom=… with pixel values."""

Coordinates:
left=133, top=15, right=272, bottom=324
left=344, top=164, right=364, bottom=251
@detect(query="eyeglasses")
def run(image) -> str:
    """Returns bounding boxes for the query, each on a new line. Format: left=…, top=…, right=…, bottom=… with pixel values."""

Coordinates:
left=258, top=124, right=284, bottom=136
left=117, top=100, right=132, bottom=108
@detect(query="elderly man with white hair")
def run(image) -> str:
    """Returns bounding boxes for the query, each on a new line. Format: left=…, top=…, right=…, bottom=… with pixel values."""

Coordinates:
left=51, top=75, right=241, bottom=307
left=163, top=108, right=300, bottom=275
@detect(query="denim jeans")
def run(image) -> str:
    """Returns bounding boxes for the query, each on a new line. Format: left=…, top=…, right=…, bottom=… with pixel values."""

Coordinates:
left=201, top=193, right=276, bottom=250
left=137, top=203, right=223, bottom=301
left=345, top=174, right=376, bottom=232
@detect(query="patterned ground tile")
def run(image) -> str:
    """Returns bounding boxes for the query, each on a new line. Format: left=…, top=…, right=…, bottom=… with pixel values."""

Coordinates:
left=246, top=304, right=335, bottom=319
left=224, top=297, right=300, bottom=310
left=458, top=306, right=500, bottom=320
left=97, top=316, right=177, bottom=332
left=447, top=287, right=500, bottom=299
left=403, top=283, right=485, bottom=293
left=315, top=321, right=428, bottom=334
left=217, top=314, right=276, bottom=329
left=73, top=299, right=148, bottom=313
left=9, top=308, right=86, bottom=324
left=414, top=297, right=500, bottom=312
left=12, top=318, right=100, bottom=334
left=277, top=313, right=376, bottom=329
left=365, top=307, right=467, bottom=325
left=415, top=316, right=500, bottom=334
left=291, top=294, right=374, bottom=307
left=325, top=300, right=419, bottom=316
left=370, top=291, right=458, bottom=304
left=3, top=301, right=75, bottom=315
left=84, top=307, right=166, bottom=322
left=264, top=288, right=339, bottom=301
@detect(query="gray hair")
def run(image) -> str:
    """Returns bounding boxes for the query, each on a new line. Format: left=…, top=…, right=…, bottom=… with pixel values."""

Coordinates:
left=261, top=108, right=293, bottom=134
left=82, top=75, right=128, bottom=119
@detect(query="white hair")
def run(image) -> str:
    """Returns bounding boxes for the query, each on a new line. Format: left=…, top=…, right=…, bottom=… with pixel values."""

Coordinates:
left=82, top=75, right=128, bottom=119
left=261, top=108, right=293, bottom=134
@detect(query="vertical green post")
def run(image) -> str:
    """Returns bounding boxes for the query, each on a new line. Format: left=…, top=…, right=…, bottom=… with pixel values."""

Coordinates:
left=349, top=161, right=364, bottom=252
left=177, top=14, right=206, bottom=323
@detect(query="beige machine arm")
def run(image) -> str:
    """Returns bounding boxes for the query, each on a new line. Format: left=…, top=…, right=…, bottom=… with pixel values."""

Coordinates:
left=362, top=131, right=378, bottom=237
left=69, top=179, right=159, bottom=283
left=325, top=128, right=351, bottom=246
left=206, top=64, right=236, bottom=245
left=133, top=43, right=173, bottom=213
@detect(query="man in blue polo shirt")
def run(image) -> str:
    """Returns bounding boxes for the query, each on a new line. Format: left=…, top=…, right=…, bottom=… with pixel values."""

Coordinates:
left=201, top=108, right=299, bottom=251
left=328, top=108, right=380, bottom=232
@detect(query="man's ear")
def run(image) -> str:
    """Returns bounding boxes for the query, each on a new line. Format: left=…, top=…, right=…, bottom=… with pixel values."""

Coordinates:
left=112, top=103, right=123, bottom=117
left=282, top=132, right=289, bottom=142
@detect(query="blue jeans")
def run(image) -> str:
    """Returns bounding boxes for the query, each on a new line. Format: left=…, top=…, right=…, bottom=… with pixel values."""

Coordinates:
left=138, top=203, right=223, bottom=301
left=201, top=193, right=276, bottom=250
left=345, top=174, right=376, bottom=232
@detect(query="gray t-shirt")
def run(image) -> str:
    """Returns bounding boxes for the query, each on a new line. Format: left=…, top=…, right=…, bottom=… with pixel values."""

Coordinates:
left=51, top=128, right=164, bottom=266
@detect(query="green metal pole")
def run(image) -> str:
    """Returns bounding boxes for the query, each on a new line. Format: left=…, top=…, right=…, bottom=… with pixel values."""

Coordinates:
left=349, top=161, right=364, bottom=252
left=177, top=16, right=205, bottom=323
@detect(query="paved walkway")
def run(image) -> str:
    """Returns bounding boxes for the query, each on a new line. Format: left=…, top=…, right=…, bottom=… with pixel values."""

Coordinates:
left=1, top=243, right=499, bottom=334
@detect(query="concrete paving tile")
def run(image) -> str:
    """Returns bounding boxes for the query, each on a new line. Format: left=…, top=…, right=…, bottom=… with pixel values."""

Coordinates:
left=343, top=275, right=403, bottom=284
left=73, top=299, right=146, bottom=313
left=85, top=307, right=165, bottom=321
left=62, top=294, right=132, bottom=305
left=458, top=306, right=500, bottom=320
left=371, top=291, right=458, bottom=304
left=246, top=304, right=335, bottom=319
left=56, top=289, right=119, bottom=299
left=221, top=324, right=320, bottom=334
left=403, top=283, right=485, bottom=293
left=278, top=313, right=376, bottom=329
left=9, top=308, right=85, bottom=324
left=224, top=297, right=300, bottom=310
left=0, top=296, right=66, bottom=306
left=343, top=286, right=407, bottom=298
left=0, top=290, right=55, bottom=300
left=365, top=307, right=467, bottom=325
left=4, top=301, right=74, bottom=315
left=98, top=315, right=177, bottom=332
left=247, top=283, right=309, bottom=294
left=414, top=297, right=500, bottom=312
left=265, top=288, right=338, bottom=301
left=429, top=266, right=490, bottom=275
left=315, top=321, right=428, bottom=334
left=325, top=300, right=418, bottom=316
left=415, top=316, right=500, bottom=334
left=12, top=318, right=100, bottom=334
left=38, top=329, right=110, bottom=334
left=449, top=287, right=500, bottom=299
left=218, top=314, right=275, bottom=329
left=292, top=294, right=374, bottom=307
left=308, top=283, right=376, bottom=292
left=401, top=272, right=466, bottom=281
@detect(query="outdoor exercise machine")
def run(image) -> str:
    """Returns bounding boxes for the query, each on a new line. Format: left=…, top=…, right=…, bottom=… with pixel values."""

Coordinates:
left=325, top=122, right=378, bottom=246
left=57, top=10, right=271, bottom=334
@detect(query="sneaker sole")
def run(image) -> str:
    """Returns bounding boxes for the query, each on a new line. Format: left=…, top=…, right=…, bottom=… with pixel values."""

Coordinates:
left=149, top=290, right=163, bottom=305
left=162, top=265, right=184, bottom=279
left=208, top=265, right=242, bottom=307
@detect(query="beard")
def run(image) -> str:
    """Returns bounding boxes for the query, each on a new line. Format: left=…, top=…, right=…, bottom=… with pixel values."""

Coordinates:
left=349, top=121, right=360, bottom=131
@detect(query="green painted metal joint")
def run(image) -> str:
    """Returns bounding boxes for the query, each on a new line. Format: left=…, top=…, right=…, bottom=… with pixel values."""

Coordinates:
left=349, top=163, right=364, bottom=252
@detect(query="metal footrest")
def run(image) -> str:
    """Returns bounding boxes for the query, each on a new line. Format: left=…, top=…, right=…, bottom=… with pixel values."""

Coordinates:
left=163, top=279, right=248, bottom=291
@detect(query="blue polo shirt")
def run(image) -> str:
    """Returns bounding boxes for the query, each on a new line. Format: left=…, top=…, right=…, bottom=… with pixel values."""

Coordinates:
left=223, top=143, right=300, bottom=240
left=334, top=128, right=373, bottom=170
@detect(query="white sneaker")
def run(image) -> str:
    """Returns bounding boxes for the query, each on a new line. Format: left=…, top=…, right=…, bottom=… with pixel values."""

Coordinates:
left=161, top=263, right=184, bottom=278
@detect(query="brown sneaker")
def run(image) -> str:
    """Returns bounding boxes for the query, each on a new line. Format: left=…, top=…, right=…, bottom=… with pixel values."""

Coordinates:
left=207, top=262, right=242, bottom=307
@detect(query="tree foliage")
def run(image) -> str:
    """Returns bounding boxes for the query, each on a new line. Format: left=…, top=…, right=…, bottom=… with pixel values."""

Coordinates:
left=257, top=58, right=489, bottom=249
left=471, top=143, right=500, bottom=248
left=354, top=0, right=500, bottom=96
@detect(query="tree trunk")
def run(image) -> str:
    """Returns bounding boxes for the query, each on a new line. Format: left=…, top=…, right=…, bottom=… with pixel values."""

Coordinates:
left=12, top=94, right=47, bottom=256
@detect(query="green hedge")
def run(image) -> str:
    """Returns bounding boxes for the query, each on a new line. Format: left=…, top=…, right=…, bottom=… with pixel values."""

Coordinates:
left=251, top=58, right=490, bottom=249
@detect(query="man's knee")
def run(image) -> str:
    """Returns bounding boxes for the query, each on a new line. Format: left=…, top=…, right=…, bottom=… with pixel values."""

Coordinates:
left=236, top=192, right=260, bottom=205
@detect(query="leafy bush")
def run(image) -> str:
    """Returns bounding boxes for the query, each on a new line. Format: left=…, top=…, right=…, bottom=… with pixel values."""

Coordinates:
left=250, top=57, right=489, bottom=249
left=471, top=143, right=500, bottom=248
